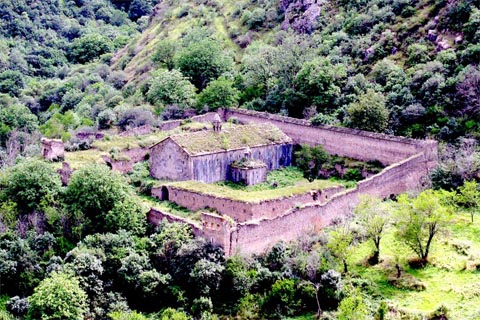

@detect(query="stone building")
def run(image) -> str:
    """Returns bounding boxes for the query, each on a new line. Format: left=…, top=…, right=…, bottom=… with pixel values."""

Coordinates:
left=41, top=138, right=64, bottom=161
left=149, top=123, right=293, bottom=183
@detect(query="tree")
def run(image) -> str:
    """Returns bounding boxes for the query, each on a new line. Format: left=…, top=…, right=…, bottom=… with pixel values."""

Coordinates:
left=128, top=0, right=152, bottom=21
left=394, top=190, right=451, bottom=264
left=64, top=164, right=145, bottom=235
left=347, top=89, right=389, bottom=132
left=337, top=287, right=368, bottom=320
left=295, top=57, right=347, bottom=112
left=3, top=159, right=62, bottom=212
left=0, top=70, right=25, bottom=97
left=294, top=144, right=330, bottom=181
left=175, top=38, right=233, bottom=89
left=28, top=272, right=88, bottom=320
left=327, top=222, right=354, bottom=273
left=196, top=76, right=239, bottom=110
left=146, top=69, right=196, bottom=110
left=70, top=34, right=113, bottom=64
left=0, top=104, right=39, bottom=145
left=456, top=180, right=480, bottom=223
left=152, top=39, right=177, bottom=70
left=354, top=196, right=391, bottom=264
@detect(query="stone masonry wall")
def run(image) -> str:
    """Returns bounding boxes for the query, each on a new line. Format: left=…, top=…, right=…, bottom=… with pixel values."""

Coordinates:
left=231, top=153, right=429, bottom=254
left=152, top=184, right=345, bottom=222
left=148, top=208, right=202, bottom=237
left=191, top=143, right=292, bottom=184
left=222, top=108, right=438, bottom=167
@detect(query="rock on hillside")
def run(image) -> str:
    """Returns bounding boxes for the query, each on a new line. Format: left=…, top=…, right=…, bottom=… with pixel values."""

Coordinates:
left=281, top=0, right=324, bottom=33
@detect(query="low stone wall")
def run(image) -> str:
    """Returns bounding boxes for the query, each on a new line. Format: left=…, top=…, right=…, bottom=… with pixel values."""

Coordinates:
left=231, top=153, right=429, bottom=254
left=159, top=113, right=220, bottom=131
left=119, top=125, right=153, bottom=137
left=148, top=208, right=202, bottom=236
left=223, top=108, right=438, bottom=167
left=152, top=184, right=345, bottom=222
left=103, top=147, right=149, bottom=173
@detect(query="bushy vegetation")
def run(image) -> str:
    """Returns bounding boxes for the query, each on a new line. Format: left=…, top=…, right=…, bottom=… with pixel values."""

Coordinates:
left=0, top=0, right=479, bottom=318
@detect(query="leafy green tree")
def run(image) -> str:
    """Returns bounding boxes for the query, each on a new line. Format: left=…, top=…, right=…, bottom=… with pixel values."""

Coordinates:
left=28, top=272, right=88, bottom=320
left=70, top=34, right=113, bottom=64
left=0, top=104, right=38, bottom=145
left=159, top=308, right=189, bottom=320
left=337, top=287, right=368, bottom=320
left=294, top=144, right=330, bottom=181
left=264, top=279, right=300, bottom=317
left=395, top=190, right=451, bottom=264
left=406, top=43, right=430, bottom=66
left=455, top=180, right=480, bottom=222
left=3, top=159, right=62, bottom=212
left=196, top=76, right=239, bottom=110
left=347, top=89, right=389, bottom=132
left=295, top=57, right=347, bottom=112
left=354, top=196, right=391, bottom=264
left=175, top=38, right=233, bottom=89
left=128, top=0, right=152, bottom=21
left=327, top=222, right=354, bottom=273
left=146, top=69, right=196, bottom=110
left=0, top=71, right=25, bottom=97
left=152, top=39, right=177, bottom=70
left=189, top=258, right=225, bottom=296
left=64, top=164, right=145, bottom=235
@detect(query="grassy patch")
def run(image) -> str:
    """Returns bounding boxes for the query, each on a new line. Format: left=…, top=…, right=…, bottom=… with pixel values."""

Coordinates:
left=64, top=149, right=105, bottom=169
left=350, top=211, right=480, bottom=319
left=169, top=167, right=343, bottom=202
left=140, top=196, right=203, bottom=221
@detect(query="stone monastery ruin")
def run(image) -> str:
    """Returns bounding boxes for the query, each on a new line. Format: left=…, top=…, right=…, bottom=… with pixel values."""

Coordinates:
left=149, top=122, right=292, bottom=184
left=42, top=108, right=438, bottom=256
left=147, top=108, right=438, bottom=256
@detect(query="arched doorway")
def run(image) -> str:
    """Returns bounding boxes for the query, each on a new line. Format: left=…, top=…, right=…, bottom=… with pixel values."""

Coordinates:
left=160, top=186, right=169, bottom=201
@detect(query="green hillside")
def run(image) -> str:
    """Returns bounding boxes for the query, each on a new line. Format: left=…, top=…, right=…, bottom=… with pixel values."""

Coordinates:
left=0, top=0, right=479, bottom=319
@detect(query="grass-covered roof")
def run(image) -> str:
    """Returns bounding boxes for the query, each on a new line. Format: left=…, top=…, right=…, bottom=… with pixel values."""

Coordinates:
left=158, top=123, right=292, bottom=156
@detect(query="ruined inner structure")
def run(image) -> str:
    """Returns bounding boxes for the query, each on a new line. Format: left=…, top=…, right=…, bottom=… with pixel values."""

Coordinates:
left=147, top=108, right=438, bottom=256
left=149, top=123, right=293, bottom=183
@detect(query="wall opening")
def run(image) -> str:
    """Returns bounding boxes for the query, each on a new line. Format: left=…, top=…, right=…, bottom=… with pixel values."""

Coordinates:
left=160, top=186, right=169, bottom=201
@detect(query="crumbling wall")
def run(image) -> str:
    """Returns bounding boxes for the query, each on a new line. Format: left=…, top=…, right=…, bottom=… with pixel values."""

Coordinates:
left=103, top=147, right=149, bottom=174
left=148, top=208, right=202, bottom=236
left=41, top=138, right=65, bottom=161
left=223, top=108, right=438, bottom=167
left=231, top=153, right=429, bottom=254
left=152, top=185, right=345, bottom=222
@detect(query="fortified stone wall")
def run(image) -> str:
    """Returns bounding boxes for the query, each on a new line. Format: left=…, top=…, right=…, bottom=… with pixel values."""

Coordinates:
left=222, top=108, right=438, bottom=167
left=231, top=153, right=429, bottom=254
left=148, top=208, right=202, bottom=237
left=152, top=184, right=345, bottom=222
left=191, top=143, right=293, bottom=183
left=159, top=113, right=219, bottom=131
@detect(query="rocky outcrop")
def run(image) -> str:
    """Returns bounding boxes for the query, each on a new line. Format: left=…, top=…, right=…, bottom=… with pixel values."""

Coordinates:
left=281, top=0, right=324, bottom=34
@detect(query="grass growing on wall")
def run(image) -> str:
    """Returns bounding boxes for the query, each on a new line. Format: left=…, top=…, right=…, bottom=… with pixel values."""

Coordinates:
left=169, top=167, right=343, bottom=202
left=141, top=196, right=203, bottom=222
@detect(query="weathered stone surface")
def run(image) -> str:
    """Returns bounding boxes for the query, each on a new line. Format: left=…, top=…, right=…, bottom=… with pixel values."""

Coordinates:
left=281, top=0, right=323, bottom=33
left=41, top=138, right=64, bottom=161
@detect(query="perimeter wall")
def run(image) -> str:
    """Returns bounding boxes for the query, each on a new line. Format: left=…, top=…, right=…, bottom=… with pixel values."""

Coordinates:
left=222, top=108, right=438, bottom=167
